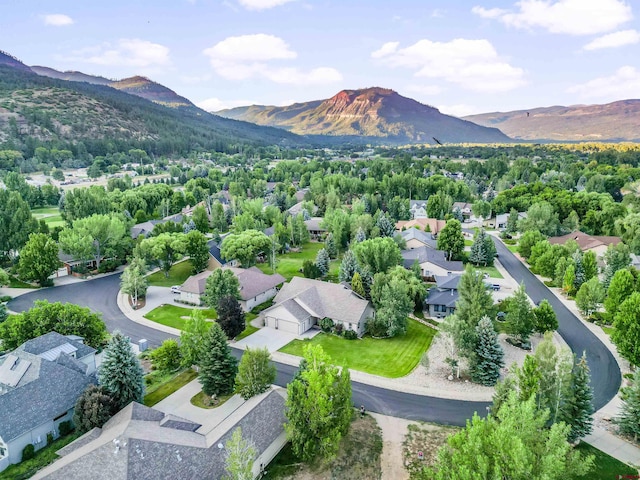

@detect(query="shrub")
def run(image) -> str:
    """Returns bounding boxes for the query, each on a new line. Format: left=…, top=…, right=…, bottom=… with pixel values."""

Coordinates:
left=0, top=295, right=12, bottom=302
left=47, top=432, right=54, bottom=445
left=22, top=444, right=35, bottom=462
left=320, top=317, right=334, bottom=332
left=58, top=420, right=74, bottom=437
left=344, top=330, right=357, bottom=340
left=334, top=323, right=344, bottom=336
left=97, top=259, right=120, bottom=274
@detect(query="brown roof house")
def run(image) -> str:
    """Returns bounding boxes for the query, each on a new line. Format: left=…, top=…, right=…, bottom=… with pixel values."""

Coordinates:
left=549, top=231, right=622, bottom=259
left=395, top=218, right=446, bottom=236
left=33, top=388, right=288, bottom=480
left=179, top=267, right=285, bottom=312
left=261, top=277, right=374, bottom=336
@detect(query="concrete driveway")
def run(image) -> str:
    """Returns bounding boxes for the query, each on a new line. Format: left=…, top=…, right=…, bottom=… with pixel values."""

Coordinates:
left=235, top=327, right=299, bottom=353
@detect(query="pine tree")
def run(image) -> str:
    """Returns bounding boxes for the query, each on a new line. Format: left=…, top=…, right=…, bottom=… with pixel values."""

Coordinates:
left=507, top=283, right=535, bottom=345
left=324, top=233, right=338, bottom=259
left=572, top=252, right=585, bottom=292
left=470, top=316, right=504, bottom=386
left=98, top=331, right=145, bottom=410
left=73, top=385, right=115, bottom=433
left=338, top=249, right=359, bottom=282
left=217, top=295, right=245, bottom=340
left=561, top=353, right=594, bottom=443
left=617, top=369, right=640, bottom=442
left=315, top=248, right=330, bottom=276
left=351, top=271, right=365, bottom=297
left=376, top=213, right=395, bottom=238
left=354, top=226, right=366, bottom=243
left=602, top=242, right=631, bottom=289
left=199, top=322, right=238, bottom=399
left=469, top=230, right=488, bottom=266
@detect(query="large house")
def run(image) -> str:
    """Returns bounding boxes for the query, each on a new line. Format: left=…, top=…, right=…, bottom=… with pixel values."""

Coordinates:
left=261, top=277, right=374, bottom=336
left=425, top=274, right=461, bottom=318
left=33, top=388, right=288, bottom=480
left=304, top=217, right=326, bottom=239
left=0, top=333, right=97, bottom=472
left=402, top=247, right=464, bottom=281
left=409, top=200, right=428, bottom=219
left=396, top=218, right=446, bottom=236
left=548, top=231, right=622, bottom=259
left=400, top=228, right=436, bottom=249
left=180, top=266, right=285, bottom=312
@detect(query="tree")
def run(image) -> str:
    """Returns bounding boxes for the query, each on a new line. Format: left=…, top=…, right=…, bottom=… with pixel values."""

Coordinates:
left=0, top=300, right=107, bottom=350
left=73, top=385, right=115, bottom=434
left=563, top=263, right=576, bottom=295
left=535, top=332, right=574, bottom=424
left=367, top=275, right=413, bottom=337
left=285, top=345, right=352, bottom=461
left=519, top=201, right=559, bottom=236
left=506, top=208, right=519, bottom=234
left=199, top=322, right=238, bottom=398
left=351, top=271, right=365, bottom=297
left=120, top=257, right=148, bottom=308
left=324, top=232, right=338, bottom=258
left=235, top=347, right=276, bottom=400
left=192, top=205, right=210, bottom=233
left=376, top=213, right=395, bottom=237
left=533, top=299, right=558, bottom=334
left=602, top=242, right=631, bottom=288
left=0, top=268, right=8, bottom=287
left=472, top=199, right=492, bottom=220
left=17, top=233, right=59, bottom=286
left=470, top=316, right=504, bottom=386
left=223, top=427, right=256, bottom=480
left=59, top=213, right=128, bottom=269
left=180, top=309, right=210, bottom=368
left=612, top=292, right=640, bottom=366
left=352, top=237, right=402, bottom=275
left=575, top=277, right=605, bottom=317
left=139, top=232, right=186, bottom=277
left=617, top=369, right=640, bottom=442
left=203, top=268, right=240, bottom=308
left=428, top=393, right=593, bottom=480
left=560, top=353, right=593, bottom=443
left=338, top=249, right=359, bottom=282
left=354, top=226, right=366, bottom=243
left=370, top=266, right=426, bottom=311
left=582, top=250, right=598, bottom=282
left=436, top=219, right=465, bottom=261
left=605, top=268, right=635, bottom=321
left=506, top=283, right=534, bottom=345
left=149, top=339, right=182, bottom=372
left=220, top=229, right=271, bottom=267
left=315, top=248, right=330, bottom=277
left=469, top=229, right=496, bottom=266
left=217, top=295, right=245, bottom=339
left=302, top=259, right=321, bottom=279
left=518, top=230, right=546, bottom=259
left=185, top=230, right=210, bottom=274
left=98, top=331, right=145, bottom=410
left=0, top=190, right=38, bottom=258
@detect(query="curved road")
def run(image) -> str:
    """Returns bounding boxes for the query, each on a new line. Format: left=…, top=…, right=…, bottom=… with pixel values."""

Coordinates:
left=8, top=242, right=620, bottom=424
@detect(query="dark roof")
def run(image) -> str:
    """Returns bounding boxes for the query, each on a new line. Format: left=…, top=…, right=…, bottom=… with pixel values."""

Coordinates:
left=207, top=240, right=228, bottom=265
left=426, top=286, right=459, bottom=308
left=400, top=228, right=435, bottom=247
left=19, top=332, right=95, bottom=360
left=401, top=247, right=464, bottom=272
left=434, top=274, right=462, bottom=290
left=36, top=389, right=287, bottom=480
left=224, top=267, right=285, bottom=301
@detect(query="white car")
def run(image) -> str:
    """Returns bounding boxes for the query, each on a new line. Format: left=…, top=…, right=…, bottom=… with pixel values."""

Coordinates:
left=171, top=285, right=181, bottom=294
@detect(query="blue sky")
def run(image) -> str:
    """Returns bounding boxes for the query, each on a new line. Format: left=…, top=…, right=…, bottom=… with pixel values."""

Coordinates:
left=1, top=0, right=639, bottom=116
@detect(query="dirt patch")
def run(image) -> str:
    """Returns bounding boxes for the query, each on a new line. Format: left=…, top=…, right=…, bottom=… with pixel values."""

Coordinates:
left=128, top=295, right=146, bottom=310
left=403, top=422, right=459, bottom=478
left=370, top=413, right=417, bottom=480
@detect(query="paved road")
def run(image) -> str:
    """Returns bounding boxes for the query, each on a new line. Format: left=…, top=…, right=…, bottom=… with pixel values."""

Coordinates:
left=494, top=240, right=620, bottom=410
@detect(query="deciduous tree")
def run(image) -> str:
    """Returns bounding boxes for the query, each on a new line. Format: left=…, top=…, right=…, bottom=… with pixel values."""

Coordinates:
left=17, top=233, right=59, bottom=286
left=203, top=268, right=240, bottom=308
left=185, top=230, right=210, bottom=274
left=221, top=229, right=271, bottom=267
left=436, top=219, right=465, bottom=261
left=533, top=299, right=558, bottom=334
left=612, top=292, right=640, bottom=367
left=604, top=268, right=635, bottom=321
left=120, top=257, right=148, bottom=307
left=352, top=237, right=402, bottom=275
left=180, top=309, right=210, bottom=368
left=575, top=277, right=605, bottom=317
left=139, top=232, right=186, bottom=277
left=223, top=427, right=256, bottom=480
left=235, top=347, right=276, bottom=400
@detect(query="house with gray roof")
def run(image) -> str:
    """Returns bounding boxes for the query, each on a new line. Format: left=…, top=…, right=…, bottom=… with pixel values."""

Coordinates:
left=400, top=228, right=436, bottom=249
left=401, top=246, right=464, bottom=281
left=425, top=274, right=462, bottom=318
left=207, top=239, right=238, bottom=270
left=409, top=200, right=428, bottom=219
left=0, top=333, right=96, bottom=472
left=261, top=277, right=374, bottom=336
left=33, top=388, right=288, bottom=480
left=304, top=217, right=326, bottom=240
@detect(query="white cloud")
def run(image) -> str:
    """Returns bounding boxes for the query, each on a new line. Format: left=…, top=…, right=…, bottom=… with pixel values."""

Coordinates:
left=584, top=29, right=640, bottom=50
left=437, top=104, right=483, bottom=117
left=66, top=39, right=170, bottom=67
left=42, top=14, right=74, bottom=26
left=203, top=34, right=342, bottom=85
left=472, top=0, right=633, bottom=35
left=372, top=38, right=525, bottom=93
left=237, top=0, right=295, bottom=10
left=196, top=97, right=254, bottom=111
left=567, top=66, right=640, bottom=99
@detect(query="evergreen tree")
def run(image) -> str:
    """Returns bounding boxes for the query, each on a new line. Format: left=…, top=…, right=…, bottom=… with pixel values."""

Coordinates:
left=468, top=230, right=488, bottom=266
left=470, top=316, right=504, bottom=386
left=235, top=347, right=276, bottom=400
left=617, top=369, right=640, bottom=442
left=199, top=322, right=238, bottom=399
left=324, top=232, right=338, bottom=258
left=572, top=252, right=585, bottom=292
left=533, top=299, right=559, bottom=334
left=354, top=226, right=366, bottom=243
left=376, top=213, right=395, bottom=238
left=315, top=248, right=330, bottom=277
left=73, top=385, right=115, bottom=434
left=506, top=283, right=535, bottom=345
left=506, top=208, right=519, bottom=234
left=338, top=249, right=359, bottom=282
left=351, top=271, right=365, bottom=297
left=98, top=331, right=145, bottom=410
left=560, top=353, right=594, bottom=443
left=217, top=295, right=245, bottom=340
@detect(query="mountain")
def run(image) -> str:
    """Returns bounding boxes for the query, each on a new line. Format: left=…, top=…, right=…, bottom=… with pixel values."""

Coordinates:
left=0, top=50, right=32, bottom=72
left=217, top=87, right=510, bottom=144
left=29, top=66, right=112, bottom=85
left=464, top=100, right=640, bottom=142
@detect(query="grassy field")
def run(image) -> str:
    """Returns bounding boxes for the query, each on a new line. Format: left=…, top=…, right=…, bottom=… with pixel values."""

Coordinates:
left=473, top=264, right=504, bottom=279
left=143, top=369, right=198, bottom=406
left=144, top=304, right=217, bottom=330
left=147, top=260, right=193, bottom=287
left=256, top=242, right=340, bottom=282
left=573, top=442, right=639, bottom=479
left=279, top=319, right=436, bottom=378
left=31, top=206, right=65, bottom=228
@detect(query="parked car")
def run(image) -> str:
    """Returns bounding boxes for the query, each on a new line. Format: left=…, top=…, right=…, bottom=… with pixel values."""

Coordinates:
left=491, top=284, right=501, bottom=291
left=171, top=285, right=181, bottom=294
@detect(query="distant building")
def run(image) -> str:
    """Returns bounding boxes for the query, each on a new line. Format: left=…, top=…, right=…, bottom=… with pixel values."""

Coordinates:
left=548, top=231, right=622, bottom=259
left=304, top=217, right=327, bottom=240
left=396, top=218, right=446, bottom=236
left=402, top=246, right=464, bottom=281
left=425, top=274, right=462, bottom=318
left=409, top=200, right=428, bottom=219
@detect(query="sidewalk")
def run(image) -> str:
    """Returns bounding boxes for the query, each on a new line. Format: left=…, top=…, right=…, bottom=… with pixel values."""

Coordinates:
left=585, top=428, right=640, bottom=467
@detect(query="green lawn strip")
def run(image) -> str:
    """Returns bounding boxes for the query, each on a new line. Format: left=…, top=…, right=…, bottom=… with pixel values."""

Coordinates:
left=506, top=245, right=519, bottom=253
left=279, top=319, right=436, bottom=378
left=257, top=242, right=340, bottom=282
left=235, top=324, right=259, bottom=341
left=143, top=304, right=217, bottom=330
left=143, top=368, right=198, bottom=406
left=0, top=430, right=82, bottom=480
left=473, top=264, right=504, bottom=279
left=31, top=207, right=60, bottom=216
left=191, top=391, right=233, bottom=409
left=601, top=325, right=615, bottom=336
left=8, top=276, right=37, bottom=288
left=572, top=442, right=638, bottom=479
left=147, top=260, right=193, bottom=287
left=464, top=239, right=473, bottom=246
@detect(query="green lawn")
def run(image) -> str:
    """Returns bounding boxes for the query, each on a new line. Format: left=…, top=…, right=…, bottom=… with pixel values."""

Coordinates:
left=144, top=368, right=198, bottom=406
left=279, top=319, right=436, bottom=378
left=31, top=207, right=65, bottom=228
left=147, top=260, right=193, bottom=287
left=236, top=324, right=259, bottom=341
left=191, top=391, right=233, bottom=409
left=257, top=242, right=340, bottom=282
left=8, top=276, right=37, bottom=288
left=573, top=442, right=638, bottom=479
left=474, top=264, right=504, bottom=279
left=464, top=239, right=473, bottom=246
left=601, top=325, right=615, bottom=336
left=507, top=244, right=519, bottom=253
left=144, top=304, right=217, bottom=330
left=0, top=430, right=82, bottom=480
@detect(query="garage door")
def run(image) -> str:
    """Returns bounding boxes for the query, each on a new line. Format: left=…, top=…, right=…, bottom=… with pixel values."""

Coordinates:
left=265, top=316, right=300, bottom=335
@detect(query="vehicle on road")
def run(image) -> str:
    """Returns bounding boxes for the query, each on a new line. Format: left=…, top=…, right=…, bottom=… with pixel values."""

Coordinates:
left=171, top=285, right=181, bottom=294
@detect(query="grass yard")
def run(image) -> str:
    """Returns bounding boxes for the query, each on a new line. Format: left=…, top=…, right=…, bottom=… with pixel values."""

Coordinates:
left=257, top=242, right=340, bottom=282
left=279, top=319, right=436, bottom=378
left=147, top=260, right=193, bottom=287
left=143, top=368, right=198, bottom=406
left=573, top=442, right=639, bottom=479
left=506, top=244, right=519, bottom=253
left=144, top=304, right=217, bottom=330
left=236, top=324, right=259, bottom=341
left=601, top=325, right=615, bottom=336
left=474, top=264, right=504, bottom=279
left=191, top=391, right=233, bottom=409
left=8, top=276, right=37, bottom=288
left=0, top=430, right=82, bottom=480
left=31, top=206, right=65, bottom=228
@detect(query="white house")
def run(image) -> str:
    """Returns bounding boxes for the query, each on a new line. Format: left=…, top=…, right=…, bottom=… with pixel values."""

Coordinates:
left=0, top=333, right=96, bottom=472
left=401, top=246, right=464, bottom=281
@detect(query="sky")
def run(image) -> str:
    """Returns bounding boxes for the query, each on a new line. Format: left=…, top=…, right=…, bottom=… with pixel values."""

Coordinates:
left=1, top=0, right=639, bottom=117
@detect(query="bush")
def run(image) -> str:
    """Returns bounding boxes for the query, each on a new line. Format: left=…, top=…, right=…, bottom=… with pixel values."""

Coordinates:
left=334, top=323, right=344, bottom=336
left=0, top=295, right=12, bottom=302
left=46, top=432, right=54, bottom=446
left=97, top=259, right=119, bottom=274
left=588, top=311, right=607, bottom=324
left=320, top=317, right=334, bottom=332
left=344, top=330, right=357, bottom=340
left=21, top=444, right=35, bottom=462
left=58, top=420, right=73, bottom=437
